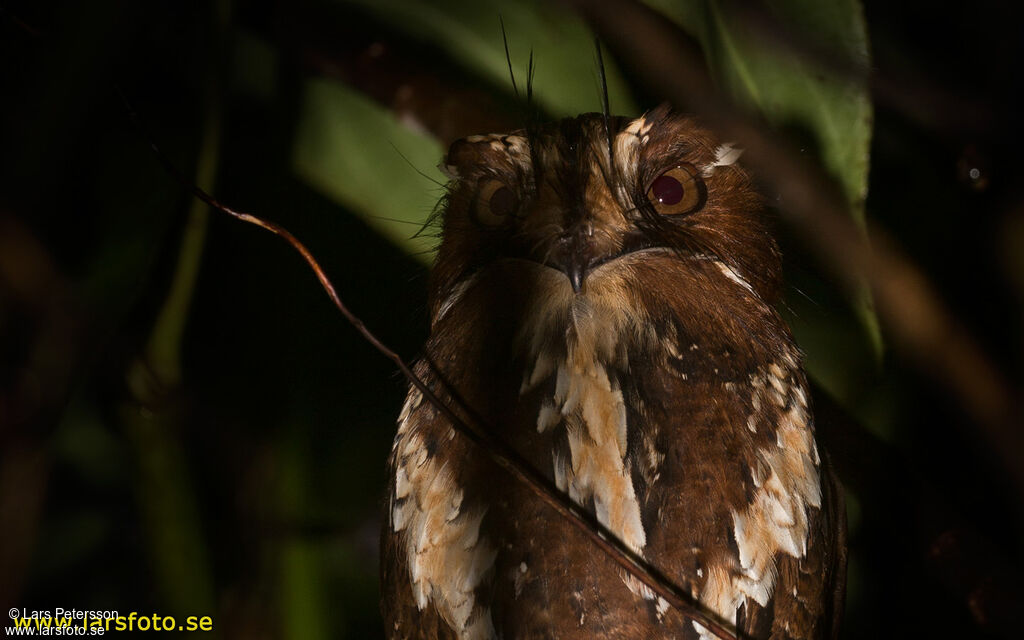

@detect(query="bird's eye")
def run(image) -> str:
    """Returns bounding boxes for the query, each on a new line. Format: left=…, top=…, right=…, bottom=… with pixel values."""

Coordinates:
left=473, top=179, right=519, bottom=227
left=647, top=164, right=706, bottom=216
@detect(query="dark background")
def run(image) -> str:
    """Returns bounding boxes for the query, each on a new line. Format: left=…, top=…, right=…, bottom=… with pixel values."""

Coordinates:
left=1, top=1, right=1022, bottom=638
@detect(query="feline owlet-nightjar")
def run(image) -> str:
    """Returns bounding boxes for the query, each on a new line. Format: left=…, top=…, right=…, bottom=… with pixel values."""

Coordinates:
left=381, top=106, right=846, bottom=640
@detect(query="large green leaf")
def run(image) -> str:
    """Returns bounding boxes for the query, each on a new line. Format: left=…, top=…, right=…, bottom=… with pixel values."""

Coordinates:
left=649, top=0, right=872, bottom=221
left=293, top=77, right=445, bottom=260
left=335, top=0, right=639, bottom=119
left=647, top=0, right=881, bottom=368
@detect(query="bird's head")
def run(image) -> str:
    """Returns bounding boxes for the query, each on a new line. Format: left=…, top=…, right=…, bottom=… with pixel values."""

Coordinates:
left=428, top=107, right=782, bottom=339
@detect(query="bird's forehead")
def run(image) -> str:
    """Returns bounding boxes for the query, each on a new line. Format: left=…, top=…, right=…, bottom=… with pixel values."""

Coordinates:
left=443, top=114, right=608, bottom=176
left=443, top=111, right=720, bottom=182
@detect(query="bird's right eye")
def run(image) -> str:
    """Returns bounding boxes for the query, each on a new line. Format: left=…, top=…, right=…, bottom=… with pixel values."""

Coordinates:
left=647, top=163, right=705, bottom=216
left=473, top=179, right=519, bottom=227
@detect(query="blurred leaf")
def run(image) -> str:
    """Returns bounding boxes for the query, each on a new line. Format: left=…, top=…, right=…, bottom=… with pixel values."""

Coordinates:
left=647, top=0, right=882, bottom=362
left=120, top=406, right=216, bottom=617
left=34, top=511, right=109, bottom=581
left=52, top=398, right=127, bottom=487
left=649, top=0, right=871, bottom=220
left=231, top=30, right=279, bottom=101
left=278, top=435, right=329, bottom=640
left=293, top=78, right=445, bottom=261
left=334, top=0, right=638, bottom=118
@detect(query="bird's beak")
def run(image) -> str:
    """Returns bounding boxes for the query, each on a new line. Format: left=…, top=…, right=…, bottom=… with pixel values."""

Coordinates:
left=546, top=223, right=598, bottom=294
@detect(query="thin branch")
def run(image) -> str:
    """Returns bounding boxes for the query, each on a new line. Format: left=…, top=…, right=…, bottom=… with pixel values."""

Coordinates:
left=0, top=6, right=43, bottom=38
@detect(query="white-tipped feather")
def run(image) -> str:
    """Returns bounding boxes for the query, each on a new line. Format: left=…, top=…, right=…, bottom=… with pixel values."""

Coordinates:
left=391, top=394, right=497, bottom=638
left=702, top=142, right=744, bottom=176
left=724, top=356, right=821, bottom=625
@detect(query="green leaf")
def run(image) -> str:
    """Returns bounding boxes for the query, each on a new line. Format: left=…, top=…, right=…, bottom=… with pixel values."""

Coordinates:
left=334, top=0, right=638, bottom=119
left=278, top=434, right=329, bottom=640
left=651, top=0, right=872, bottom=216
left=647, top=0, right=882, bottom=365
left=292, top=78, right=446, bottom=261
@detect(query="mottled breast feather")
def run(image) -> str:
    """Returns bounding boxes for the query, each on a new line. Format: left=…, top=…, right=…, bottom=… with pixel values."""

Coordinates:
left=381, top=109, right=846, bottom=640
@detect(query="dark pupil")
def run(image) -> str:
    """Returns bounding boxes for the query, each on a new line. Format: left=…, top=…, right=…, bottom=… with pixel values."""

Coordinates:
left=489, top=186, right=517, bottom=217
left=651, top=174, right=684, bottom=205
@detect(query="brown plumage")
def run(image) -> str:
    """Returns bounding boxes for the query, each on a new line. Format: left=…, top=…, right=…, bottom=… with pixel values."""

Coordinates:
left=381, top=108, right=846, bottom=640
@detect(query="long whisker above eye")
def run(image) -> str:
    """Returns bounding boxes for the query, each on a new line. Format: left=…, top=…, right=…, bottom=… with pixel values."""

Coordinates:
left=389, top=142, right=447, bottom=188
left=500, top=15, right=520, bottom=100
left=367, top=215, right=439, bottom=227
left=594, top=38, right=614, bottom=168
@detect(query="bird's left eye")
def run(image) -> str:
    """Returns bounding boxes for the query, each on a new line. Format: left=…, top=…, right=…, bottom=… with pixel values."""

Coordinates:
left=473, top=179, right=520, bottom=227
left=647, top=163, right=705, bottom=216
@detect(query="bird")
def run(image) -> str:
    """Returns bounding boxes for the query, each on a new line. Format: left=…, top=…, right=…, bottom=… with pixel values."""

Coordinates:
left=381, top=105, right=846, bottom=640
